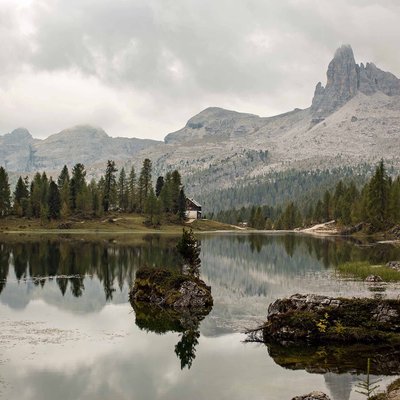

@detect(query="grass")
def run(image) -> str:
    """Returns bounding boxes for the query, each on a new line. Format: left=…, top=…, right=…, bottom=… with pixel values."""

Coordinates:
left=337, top=261, right=400, bottom=282
left=0, top=214, right=240, bottom=234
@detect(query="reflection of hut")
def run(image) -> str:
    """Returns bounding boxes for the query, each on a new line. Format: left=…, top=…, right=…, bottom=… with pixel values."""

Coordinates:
left=185, top=198, right=202, bottom=219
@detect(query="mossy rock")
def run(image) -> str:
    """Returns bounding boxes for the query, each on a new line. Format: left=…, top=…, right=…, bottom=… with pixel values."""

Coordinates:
left=129, top=267, right=213, bottom=310
left=261, top=294, right=400, bottom=345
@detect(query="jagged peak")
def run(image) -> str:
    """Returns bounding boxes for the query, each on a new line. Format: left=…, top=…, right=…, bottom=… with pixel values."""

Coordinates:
left=311, top=44, right=400, bottom=121
left=333, top=44, right=354, bottom=58
left=9, top=127, right=32, bottom=137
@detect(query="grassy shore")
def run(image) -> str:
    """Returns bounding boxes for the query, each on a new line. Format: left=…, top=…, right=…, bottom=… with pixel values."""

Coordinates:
left=337, top=261, right=400, bottom=281
left=0, top=214, right=239, bottom=234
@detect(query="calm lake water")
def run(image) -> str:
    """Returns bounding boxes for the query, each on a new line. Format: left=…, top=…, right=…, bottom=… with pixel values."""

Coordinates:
left=0, top=233, right=399, bottom=400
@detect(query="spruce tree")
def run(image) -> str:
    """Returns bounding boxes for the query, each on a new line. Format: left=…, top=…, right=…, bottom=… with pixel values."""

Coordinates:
left=176, top=228, right=201, bottom=278
left=58, top=165, right=70, bottom=216
left=128, top=166, right=137, bottom=212
left=102, top=160, right=118, bottom=212
left=30, top=172, right=42, bottom=218
left=70, top=163, right=86, bottom=211
left=48, top=181, right=61, bottom=219
left=117, top=167, right=128, bottom=211
left=138, top=158, right=152, bottom=212
left=0, top=167, right=11, bottom=217
left=367, top=160, right=390, bottom=229
left=178, top=188, right=186, bottom=221
left=13, top=176, right=29, bottom=216
left=155, top=176, right=164, bottom=197
left=171, top=170, right=182, bottom=213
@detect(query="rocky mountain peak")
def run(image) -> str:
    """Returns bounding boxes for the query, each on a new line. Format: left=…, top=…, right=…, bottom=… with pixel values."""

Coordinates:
left=311, top=45, right=358, bottom=122
left=6, top=128, right=33, bottom=141
left=311, top=44, right=400, bottom=122
left=46, top=125, right=109, bottom=142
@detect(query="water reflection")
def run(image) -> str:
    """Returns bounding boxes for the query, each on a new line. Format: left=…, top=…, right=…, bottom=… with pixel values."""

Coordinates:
left=1, top=233, right=400, bottom=400
left=132, top=303, right=211, bottom=369
left=267, top=342, right=400, bottom=375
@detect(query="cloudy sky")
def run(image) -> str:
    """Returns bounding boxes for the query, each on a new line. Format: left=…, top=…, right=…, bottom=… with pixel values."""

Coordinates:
left=1, top=0, right=400, bottom=140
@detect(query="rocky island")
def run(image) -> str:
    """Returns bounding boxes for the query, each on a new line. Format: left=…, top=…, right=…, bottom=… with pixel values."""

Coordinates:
left=252, top=294, right=400, bottom=344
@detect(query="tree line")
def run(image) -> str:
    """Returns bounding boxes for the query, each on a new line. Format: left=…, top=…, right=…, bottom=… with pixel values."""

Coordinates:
left=0, top=159, right=187, bottom=226
left=215, top=161, right=400, bottom=231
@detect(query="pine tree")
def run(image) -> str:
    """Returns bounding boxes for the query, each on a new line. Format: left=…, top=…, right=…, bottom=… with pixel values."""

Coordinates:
left=322, top=191, right=331, bottom=221
left=171, top=170, right=182, bottom=213
left=57, top=165, right=70, bottom=215
left=117, top=168, right=129, bottom=211
left=178, top=188, right=186, bottom=221
left=138, top=158, right=152, bottom=212
left=155, top=176, right=164, bottom=197
left=0, top=167, right=11, bottom=217
left=30, top=172, right=42, bottom=218
left=70, top=163, right=86, bottom=211
left=128, top=166, right=137, bottom=212
left=13, top=176, right=29, bottom=216
left=144, top=187, right=160, bottom=226
left=102, top=160, right=118, bottom=212
left=367, top=160, right=390, bottom=229
left=160, top=171, right=172, bottom=213
left=176, top=228, right=201, bottom=278
left=48, top=180, right=61, bottom=219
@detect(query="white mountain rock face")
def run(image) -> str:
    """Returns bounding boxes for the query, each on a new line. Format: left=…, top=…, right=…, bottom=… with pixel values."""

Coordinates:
left=0, top=125, right=161, bottom=176
left=1, top=45, right=400, bottom=200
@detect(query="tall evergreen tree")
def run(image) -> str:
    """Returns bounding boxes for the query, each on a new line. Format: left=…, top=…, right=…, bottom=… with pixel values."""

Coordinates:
left=48, top=180, right=61, bottom=219
left=13, top=176, right=30, bottom=216
left=177, top=228, right=201, bottom=277
left=367, top=160, right=390, bottom=228
left=103, top=160, right=118, bottom=212
left=30, top=172, right=42, bottom=218
left=155, top=176, right=164, bottom=197
left=128, top=166, right=137, bottom=212
left=138, top=158, right=152, bottom=212
left=171, top=170, right=182, bottom=213
left=70, top=163, right=86, bottom=211
left=57, top=165, right=70, bottom=216
left=178, top=188, right=186, bottom=221
left=117, top=167, right=128, bottom=211
left=0, top=167, right=11, bottom=217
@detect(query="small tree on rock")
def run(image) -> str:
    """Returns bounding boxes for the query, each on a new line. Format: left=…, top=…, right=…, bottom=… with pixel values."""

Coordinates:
left=177, top=228, right=201, bottom=277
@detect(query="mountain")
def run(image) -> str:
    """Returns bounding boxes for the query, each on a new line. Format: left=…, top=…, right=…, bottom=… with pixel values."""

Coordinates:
left=1, top=45, right=400, bottom=211
left=133, top=45, right=400, bottom=207
left=0, top=125, right=161, bottom=175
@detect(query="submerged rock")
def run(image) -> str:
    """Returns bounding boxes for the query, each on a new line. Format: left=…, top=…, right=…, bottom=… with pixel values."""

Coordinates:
left=260, top=294, right=400, bottom=344
left=129, top=268, right=213, bottom=310
left=365, top=275, right=383, bottom=282
left=387, top=261, right=400, bottom=271
left=291, top=392, right=330, bottom=400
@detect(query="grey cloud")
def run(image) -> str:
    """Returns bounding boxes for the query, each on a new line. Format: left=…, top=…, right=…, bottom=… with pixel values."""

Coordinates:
left=1, top=0, right=400, bottom=139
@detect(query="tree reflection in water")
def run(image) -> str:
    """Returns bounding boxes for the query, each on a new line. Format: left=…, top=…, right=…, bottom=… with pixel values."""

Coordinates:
left=132, top=302, right=211, bottom=369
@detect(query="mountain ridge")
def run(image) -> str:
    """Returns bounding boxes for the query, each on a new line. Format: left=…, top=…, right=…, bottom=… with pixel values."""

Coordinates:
left=1, top=44, right=400, bottom=211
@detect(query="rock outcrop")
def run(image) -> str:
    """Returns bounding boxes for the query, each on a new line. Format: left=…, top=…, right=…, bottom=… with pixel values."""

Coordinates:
left=260, top=294, right=400, bottom=344
left=311, top=45, right=400, bottom=122
left=129, top=268, right=213, bottom=310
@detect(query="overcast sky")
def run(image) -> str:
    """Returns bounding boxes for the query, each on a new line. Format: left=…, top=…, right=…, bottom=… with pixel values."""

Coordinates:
left=1, top=0, right=400, bottom=141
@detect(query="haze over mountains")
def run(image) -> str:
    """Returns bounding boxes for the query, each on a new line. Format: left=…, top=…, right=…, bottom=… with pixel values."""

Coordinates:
left=1, top=45, right=400, bottom=209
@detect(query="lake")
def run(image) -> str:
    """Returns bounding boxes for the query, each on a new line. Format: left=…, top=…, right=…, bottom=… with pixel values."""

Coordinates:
left=0, top=232, right=399, bottom=400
